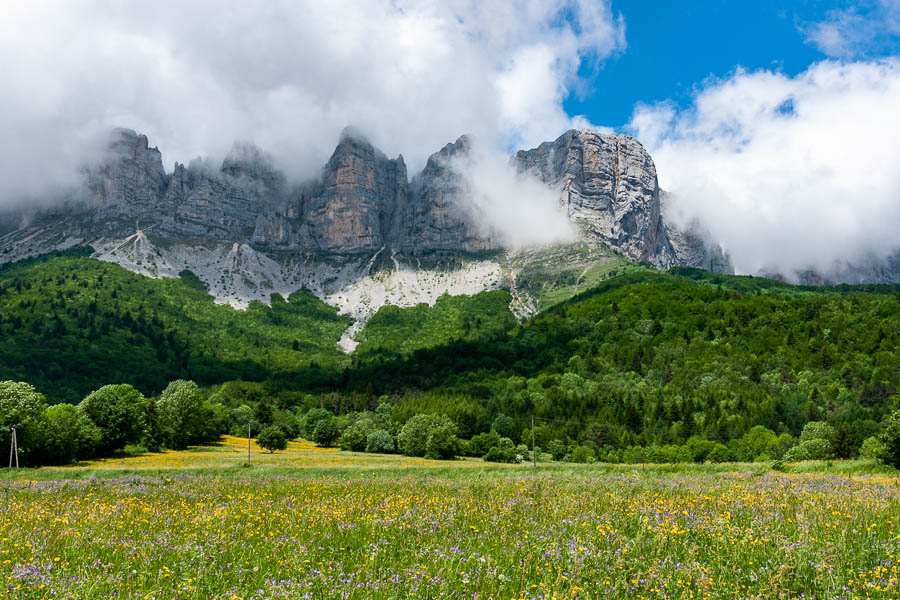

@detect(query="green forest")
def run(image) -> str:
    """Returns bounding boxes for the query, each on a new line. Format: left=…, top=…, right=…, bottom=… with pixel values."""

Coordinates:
left=1, top=249, right=899, bottom=467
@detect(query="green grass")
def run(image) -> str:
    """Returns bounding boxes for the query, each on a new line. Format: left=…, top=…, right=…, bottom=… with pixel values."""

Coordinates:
left=1, top=443, right=898, bottom=599
left=505, top=241, right=641, bottom=312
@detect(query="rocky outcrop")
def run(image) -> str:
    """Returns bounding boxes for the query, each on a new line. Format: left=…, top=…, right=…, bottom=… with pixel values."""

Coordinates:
left=790, top=250, right=900, bottom=285
left=402, top=136, right=495, bottom=253
left=4, top=126, right=731, bottom=271
left=84, top=128, right=168, bottom=226
left=514, top=129, right=727, bottom=271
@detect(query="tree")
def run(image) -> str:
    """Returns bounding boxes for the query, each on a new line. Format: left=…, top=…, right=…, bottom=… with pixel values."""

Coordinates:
left=78, top=384, right=148, bottom=455
left=312, top=417, right=339, bottom=447
left=304, top=408, right=332, bottom=438
left=424, top=426, right=458, bottom=460
left=484, top=437, right=517, bottom=463
left=40, top=404, right=102, bottom=464
left=156, top=380, right=204, bottom=450
left=548, top=439, right=567, bottom=461
left=469, top=430, right=501, bottom=457
left=365, top=429, right=395, bottom=454
left=739, top=426, right=778, bottom=461
left=339, top=421, right=372, bottom=452
left=397, top=414, right=456, bottom=457
left=257, top=426, right=288, bottom=453
left=831, top=423, right=858, bottom=459
left=569, top=445, right=596, bottom=463
left=254, top=397, right=274, bottom=426
left=879, top=410, right=900, bottom=469
left=784, top=438, right=834, bottom=462
left=491, top=414, right=516, bottom=439
left=0, top=381, right=48, bottom=464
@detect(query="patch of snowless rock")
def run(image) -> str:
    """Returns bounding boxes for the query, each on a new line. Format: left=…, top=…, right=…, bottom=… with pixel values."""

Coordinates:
left=91, top=235, right=504, bottom=353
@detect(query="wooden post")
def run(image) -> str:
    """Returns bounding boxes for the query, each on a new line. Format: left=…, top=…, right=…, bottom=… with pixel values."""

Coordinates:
left=9, top=427, right=18, bottom=469
left=531, top=415, right=536, bottom=468
left=247, top=422, right=251, bottom=466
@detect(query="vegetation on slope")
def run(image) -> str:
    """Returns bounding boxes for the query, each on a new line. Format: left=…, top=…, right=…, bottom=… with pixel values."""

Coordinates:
left=354, top=290, right=517, bottom=360
left=339, top=270, right=900, bottom=457
left=0, top=249, right=352, bottom=402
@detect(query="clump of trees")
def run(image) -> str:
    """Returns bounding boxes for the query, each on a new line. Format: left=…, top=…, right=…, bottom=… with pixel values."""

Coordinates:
left=257, top=426, right=288, bottom=453
left=0, top=379, right=227, bottom=466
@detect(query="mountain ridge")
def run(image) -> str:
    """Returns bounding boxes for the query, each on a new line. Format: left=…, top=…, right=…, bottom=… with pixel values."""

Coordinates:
left=0, top=126, right=733, bottom=349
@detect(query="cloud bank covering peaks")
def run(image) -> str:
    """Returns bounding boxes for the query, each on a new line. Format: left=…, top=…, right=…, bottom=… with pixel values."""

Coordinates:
left=0, top=0, right=624, bottom=205
left=630, top=59, right=900, bottom=277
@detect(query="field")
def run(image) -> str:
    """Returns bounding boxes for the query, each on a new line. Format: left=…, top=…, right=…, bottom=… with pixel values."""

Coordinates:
left=2, top=439, right=899, bottom=599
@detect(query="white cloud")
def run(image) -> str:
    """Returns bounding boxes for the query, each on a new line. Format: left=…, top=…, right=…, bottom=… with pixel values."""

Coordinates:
left=447, top=139, right=577, bottom=248
left=0, top=0, right=624, bottom=206
left=630, top=59, right=900, bottom=277
left=802, top=0, right=900, bottom=58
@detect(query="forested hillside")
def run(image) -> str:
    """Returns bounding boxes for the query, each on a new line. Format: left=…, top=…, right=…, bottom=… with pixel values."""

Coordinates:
left=0, top=250, right=517, bottom=403
left=0, top=249, right=354, bottom=402
left=1, top=249, right=898, bottom=463
left=338, top=270, right=900, bottom=454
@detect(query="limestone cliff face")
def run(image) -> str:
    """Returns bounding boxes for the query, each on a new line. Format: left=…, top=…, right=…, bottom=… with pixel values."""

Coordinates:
left=84, top=128, right=168, bottom=225
left=402, top=136, right=495, bottom=253
left=302, top=132, right=406, bottom=252
left=514, top=129, right=726, bottom=271
left=5, top=126, right=729, bottom=271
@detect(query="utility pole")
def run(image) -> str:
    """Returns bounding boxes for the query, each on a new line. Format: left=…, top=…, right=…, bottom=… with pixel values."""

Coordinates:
left=8, top=427, right=18, bottom=469
left=531, top=415, right=536, bottom=468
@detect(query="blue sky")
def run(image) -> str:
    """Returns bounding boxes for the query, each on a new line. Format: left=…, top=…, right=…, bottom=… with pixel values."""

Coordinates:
left=566, top=0, right=900, bottom=128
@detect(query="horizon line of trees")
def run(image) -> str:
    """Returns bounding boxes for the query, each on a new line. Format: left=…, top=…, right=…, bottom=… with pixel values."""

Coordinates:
left=3, top=378, right=899, bottom=469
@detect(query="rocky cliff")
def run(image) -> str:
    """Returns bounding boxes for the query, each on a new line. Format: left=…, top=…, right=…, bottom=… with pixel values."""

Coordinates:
left=513, top=129, right=728, bottom=270
left=0, top=125, right=740, bottom=348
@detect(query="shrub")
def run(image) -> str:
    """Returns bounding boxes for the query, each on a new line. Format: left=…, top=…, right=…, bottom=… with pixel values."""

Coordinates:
left=685, top=436, right=721, bottom=463
left=569, top=445, right=596, bottom=463
left=257, top=426, right=288, bottom=453
left=425, top=426, right=458, bottom=460
left=800, top=421, right=835, bottom=443
left=859, top=435, right=886, bottom=460
left=365, top=429, right=395, bottom=454
left=706, top=443, right=733, bottom=463
left=397, top=414, right=456, bottom=457
left=784, top=438, right=834, bottom=462
left=548, top=439, right=567, bottom=461
left=117, top=443, right=148, bottom=457
left=339, top=421, right=373, bottom=452
left=483, top=438, right=517, bottom=463
left=469, top=430, right=501, bottom=457
left=312, top=418, right=339, bottom=447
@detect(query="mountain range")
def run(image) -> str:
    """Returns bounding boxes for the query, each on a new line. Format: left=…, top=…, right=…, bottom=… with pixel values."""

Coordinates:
left=2, top=125, right=890, bottom=351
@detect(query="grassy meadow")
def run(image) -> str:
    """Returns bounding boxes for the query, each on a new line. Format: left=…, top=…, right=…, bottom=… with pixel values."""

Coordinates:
left=2, top=439, right=899, bottom=599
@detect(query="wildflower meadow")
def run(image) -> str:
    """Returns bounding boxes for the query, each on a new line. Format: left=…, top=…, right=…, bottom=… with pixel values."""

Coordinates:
left=1, top=437, right=898, bottom=599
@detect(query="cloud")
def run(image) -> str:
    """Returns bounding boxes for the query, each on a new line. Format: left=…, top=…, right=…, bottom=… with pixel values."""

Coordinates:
left=447, top=139, right=577, bottom=248
left=630, top=59, right=900, bottom=278
left=0, top=0, right=624, bottom=207
left=801, top=0, right=900, bottom=58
